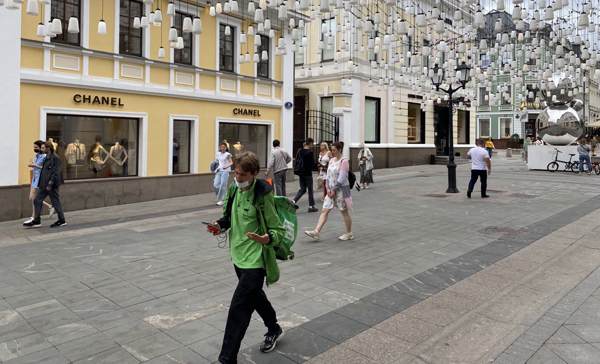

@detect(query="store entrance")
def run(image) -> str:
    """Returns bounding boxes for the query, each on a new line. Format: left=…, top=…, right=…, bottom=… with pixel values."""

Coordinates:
left=434, top=106, right=450, bottom=156
left=293, top=91, right=308, bottom=154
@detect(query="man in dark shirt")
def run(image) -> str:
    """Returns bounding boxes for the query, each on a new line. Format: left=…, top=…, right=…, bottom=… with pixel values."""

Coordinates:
left=293, top=138, right=318, bottom=212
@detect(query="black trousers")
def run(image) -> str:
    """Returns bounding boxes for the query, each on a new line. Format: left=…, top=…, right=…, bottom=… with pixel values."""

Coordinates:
left=219, top=267, right=279, bottom=364
left=34, top=187, right=65, bottom=221
left=467, top=170, right=488, bottom=196
left=293, top=174, right=315, bottom=207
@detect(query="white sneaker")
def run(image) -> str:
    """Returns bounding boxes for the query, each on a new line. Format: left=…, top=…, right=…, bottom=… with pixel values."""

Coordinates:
left=23, top=217, right=34, bottom=224
left=48, top=207, right=56, bottom=218
left=338, top=233, right=354, bottom=241
left=216, top=201, right=224, bottom=206
left=304, top=230, right=320, bottom=241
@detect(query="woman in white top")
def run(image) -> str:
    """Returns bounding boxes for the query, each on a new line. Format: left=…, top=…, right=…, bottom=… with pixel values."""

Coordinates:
left=358, top=143, right=374, bottom=189
left=214, top=142, right=233, bottom=206
left=305, top=141, right=353, bottom=241
left=317, top=142, right=331, bottom=199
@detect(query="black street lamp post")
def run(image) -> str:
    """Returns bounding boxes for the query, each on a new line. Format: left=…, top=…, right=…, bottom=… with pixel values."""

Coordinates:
left=431, top=61, right=472, bottom=193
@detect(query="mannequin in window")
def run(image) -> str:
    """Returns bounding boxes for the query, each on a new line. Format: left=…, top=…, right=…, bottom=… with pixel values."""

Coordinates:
left=66, top=138, right=87, bottom=165
left=233, top=141, right=244, bottom=153
left=88, top=136, right=108, bottom=176
left=47, top=138, right=58, bottom=152
left=109, top=139, right=128, bottom=176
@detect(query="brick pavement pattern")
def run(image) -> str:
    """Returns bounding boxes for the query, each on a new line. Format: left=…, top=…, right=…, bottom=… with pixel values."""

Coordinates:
left=0, top=156, right=599, bottom=363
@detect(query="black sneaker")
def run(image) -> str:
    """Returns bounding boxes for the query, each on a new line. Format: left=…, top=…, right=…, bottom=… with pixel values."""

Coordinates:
left=467, top=191, right=471, bottom=198
left=308, top=206, right=318, bottom=213
left=482, top=195, right=490, bottom=198
left=23, top=219, right=41, bottom=228
left=50, top=220, right=67, bottom=228
left=259, top=326, right=284, bottom=353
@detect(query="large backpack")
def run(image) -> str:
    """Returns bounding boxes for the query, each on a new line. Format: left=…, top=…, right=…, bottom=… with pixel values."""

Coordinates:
left=225, top=182, right=297, bottom=261
left=293, top=149, right=304, bottom=175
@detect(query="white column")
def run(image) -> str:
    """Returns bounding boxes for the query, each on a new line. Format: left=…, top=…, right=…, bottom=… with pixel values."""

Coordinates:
left=333, top=107, right=354, bottom=159
left=0, top=7, right=21, bottom=186
left=281, top=32, right=294, bottom=161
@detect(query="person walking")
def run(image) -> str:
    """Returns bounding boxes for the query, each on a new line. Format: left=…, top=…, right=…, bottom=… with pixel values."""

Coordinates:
left=358, top=143, right=374, bottom=189
left=24, top=141, right=55, bottom=224
left=207, top=152, right=285, bottom=364
left=214, top=143, right=233, bottom=206
left=24, top=141, right=66, bottom=228
left=317, top=142, right=331, bottom=200
left=484, top=137, right=495, bottom=158
left=292, top=138, right=318, bottom=212
left=265, top=139, right=291, bottom=197
left=577, top=138, right=592, bottom=175
left=466, top=139, right=491, bottom=199
left=304, top=142, right=353, bottom=241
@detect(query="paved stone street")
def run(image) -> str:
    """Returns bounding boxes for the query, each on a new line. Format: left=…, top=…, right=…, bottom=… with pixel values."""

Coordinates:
left=1, top=155, right=600, bottom=363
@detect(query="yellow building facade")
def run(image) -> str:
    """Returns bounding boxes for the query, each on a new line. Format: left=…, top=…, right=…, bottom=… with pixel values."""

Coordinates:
left=4, top=0, right=299, bottom=188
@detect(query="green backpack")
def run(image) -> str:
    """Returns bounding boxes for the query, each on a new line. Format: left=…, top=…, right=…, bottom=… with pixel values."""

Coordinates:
left=226, top=182, right=297, bottom=261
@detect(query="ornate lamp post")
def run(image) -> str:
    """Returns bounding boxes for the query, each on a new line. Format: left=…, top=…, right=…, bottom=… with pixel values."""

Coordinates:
left=431, top=61, right=472, bottom=193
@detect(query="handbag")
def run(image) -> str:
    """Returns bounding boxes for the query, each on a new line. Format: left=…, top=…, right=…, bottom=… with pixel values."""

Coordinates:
left=315, top=175, right=324, bottom=191
left=209, top=160, right=219, bottom=173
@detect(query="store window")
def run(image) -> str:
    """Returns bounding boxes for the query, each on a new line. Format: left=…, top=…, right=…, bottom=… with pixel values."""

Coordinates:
left=457, top=110, right=470, bottom=144
left=46, top=114, right=139, bottom=180
left=408, top=102, right=423, bottom=143
left=174, top=12, right=194, bottom=65
left=219, top=23, right=235, bottom=72
left=500, top=117, right=512, bottom=138
left=479, top=118, right=491, bottom=138
left=257, top=34, right=270, bottom=79
left=51, top=0, right=81, bottom=46
left=219, top=123, right=269, bottom=167
left=173, top=120, right=191, bottom=174
left=120, top=0, right=143, bottom=56
left=364, top=97, right=381, bottom=143
left=321, top=18, right=336, bottom=62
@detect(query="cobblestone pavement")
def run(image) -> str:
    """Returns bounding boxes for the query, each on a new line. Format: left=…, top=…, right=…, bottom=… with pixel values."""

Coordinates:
left=0, top=155, right=600, bottom=363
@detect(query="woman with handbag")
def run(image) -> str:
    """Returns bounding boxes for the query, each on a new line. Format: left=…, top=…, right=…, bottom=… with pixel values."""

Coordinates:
left=317, top=142, right=331, bottom=200
left=358, top=143, right=374, bottom=189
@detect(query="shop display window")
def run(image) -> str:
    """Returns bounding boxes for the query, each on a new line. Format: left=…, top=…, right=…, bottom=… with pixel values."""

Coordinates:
left=46, top=114, right=139, bottom=180
left=219, top=123, right=269, bottom=167
left=173, top=120, right=191, bottom=174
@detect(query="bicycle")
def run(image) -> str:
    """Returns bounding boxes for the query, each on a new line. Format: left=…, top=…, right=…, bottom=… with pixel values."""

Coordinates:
left=592, top=161, right=600, bottom=175
left=546, top=148, right=579, bottom=172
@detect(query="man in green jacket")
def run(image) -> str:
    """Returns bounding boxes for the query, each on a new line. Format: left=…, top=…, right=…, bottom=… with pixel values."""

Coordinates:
left=208, top=152, right=285, bottom=364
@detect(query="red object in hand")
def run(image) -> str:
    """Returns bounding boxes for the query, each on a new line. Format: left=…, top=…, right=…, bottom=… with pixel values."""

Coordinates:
left=265, top=178, right=273, bottom=186
left=207, top=223, right=221, bottom=235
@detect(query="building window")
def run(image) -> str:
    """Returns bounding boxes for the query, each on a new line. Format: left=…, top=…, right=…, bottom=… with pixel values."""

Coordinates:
left=364, top=97, right=381, bottom=143
left=457, top=110, right=470, bottom=144
left=51, top=0, right=81, bottom=46
left=173, top=120, right=191, bottom=174
left=46, top=114, right=139, bottom=180
left=500, top=117, right=512, bottom=138
left=120, top=0, right=143, bottom=56
left=320, top=96, right=333, bottom=114
left=174, top=12, right=194, bottom=65
left=257, top=35, right=270, bottom=79
left=219, top=123, right=269, bottom=167
left=479, top=118, right=491, bottom=138
left=321, top=18, right=336, bottom=62
left=219, top=23, right=235, bottom=72
left=408, top=102, right=423, bottom=143
left=479, top=87, right=489, bottom=106
left=501, top=85, right=512, bottom=105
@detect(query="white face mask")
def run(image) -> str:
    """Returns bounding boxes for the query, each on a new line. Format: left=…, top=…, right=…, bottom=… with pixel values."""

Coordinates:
left=235, top=177, right=252, bottom=189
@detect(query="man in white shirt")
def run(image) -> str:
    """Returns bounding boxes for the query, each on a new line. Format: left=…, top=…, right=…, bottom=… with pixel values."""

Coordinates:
left=467, top=139, right=492, bottom=199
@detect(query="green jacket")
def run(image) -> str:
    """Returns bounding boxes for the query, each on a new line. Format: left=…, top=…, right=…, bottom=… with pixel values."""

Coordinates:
left=216, top=179, right=283, bottom=285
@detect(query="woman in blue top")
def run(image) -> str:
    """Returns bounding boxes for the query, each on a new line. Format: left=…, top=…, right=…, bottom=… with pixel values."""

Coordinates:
left=25, top=141, right=54, bottom=224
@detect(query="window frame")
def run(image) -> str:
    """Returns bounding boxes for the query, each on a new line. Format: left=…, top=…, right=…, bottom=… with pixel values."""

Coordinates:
left=219, top=23, right=236, bottom=73
left=479, top=87, right=489, bottom=107
left=257, top=34, right=270, bottom=79
left=501, top=85, right=512, bottom=106
left=479, top=118, right=491, bottom=138
left=173, top=11, right=194, bottom=65
left=364, top=97, right=381, bottom=144
left=172, top=119, right=192, bottom=174
left=499, top=117, right=512, bottom=138
left=119, top=0, right=144, bottom=57
left=321, top=17, right=336, bottom=62
left=51, top=0, right=82, bottom=46
left=407, top=102, right=422, bottom=144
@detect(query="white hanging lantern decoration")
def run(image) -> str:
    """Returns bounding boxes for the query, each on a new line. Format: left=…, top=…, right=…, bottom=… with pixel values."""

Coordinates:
left=259, top=0, right=266, bottom=9
left=231, top=0, right=239, bottom=12
left=269, top=29, right=275, bottom=38
left=209, top=6, right=216, bottom=16
left=169, top=27, right=178, bottom=42
left=36, top=22, right=46, bottom=37
left=240, top=32, right=247, bottom=44
left=255, top=34, right=262, bottom=46
left=216, top=2, right=222, bottom=14
left=257, top=22, right=264, bottom=33
left=133, top=17, right=141, bottom=28
left=416, top=12, right=426, bottom=27
left=182, top=17, right=192, bottom=33
left=253, top=52, right=259, bottom=63
left=26, top=0, right=39, bottom=15
left=261, top=50, right=268, bottom=61
left=192, top=17, right=202, bottom=34
left=248, top=1, right=255, bottom=14
left=320, top=0, right=330, bottom=13
left=278, top=4, right=287, bottom=20
left=264, top=19, right=271, bottom=31
left=98, top=19, right=107, bottom=35
left=166, top=2, right=175, bottom=15
left=513, top=5, right=521, bottom=20
left=67, top=17, right=79, bottom=34
left=149, top=12, right=156, bottom=24
left=245, top=52, right=251, bottom=63
left=154, top=8, right=163, bottom=23
left=224, top=1, right=231, bottom=13
left=496, top=0, right=505, bottom=11
left=247, top=25, right=255, bottom=36
left=397, top=19, right=407, bottom=34
left=140, top=16, right=149, bottom=28
left=278, top=37, right=285, bottom=49
left=544, top=6, right=554, bottom=21
left=158, top=46, right=165, bottom=58
left=176, top=36, right=184, bottom=50
left=578, top=13, right=589, bottom=29
left=224, top=25, right=231, bottom=36
left=254, top=8, right=263, bottom=22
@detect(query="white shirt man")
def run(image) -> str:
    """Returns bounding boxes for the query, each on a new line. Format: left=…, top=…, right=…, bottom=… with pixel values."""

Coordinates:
left=466, top=140, right=492, bottom=198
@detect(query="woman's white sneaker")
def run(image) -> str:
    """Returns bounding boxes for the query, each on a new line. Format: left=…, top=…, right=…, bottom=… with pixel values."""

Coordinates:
left=304, top=230, right=320, bottom=241
left=338, top=233, right=354, bottom=241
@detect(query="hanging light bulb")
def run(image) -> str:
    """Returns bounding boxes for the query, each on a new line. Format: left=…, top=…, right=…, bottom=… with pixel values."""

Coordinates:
left=182, top=17, right=192, bottom=33
left=192, top=17, right=202, bottom=34
left=26, top=0, right=39, bottom=15
left=98, top=19, right=107, bottom=34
